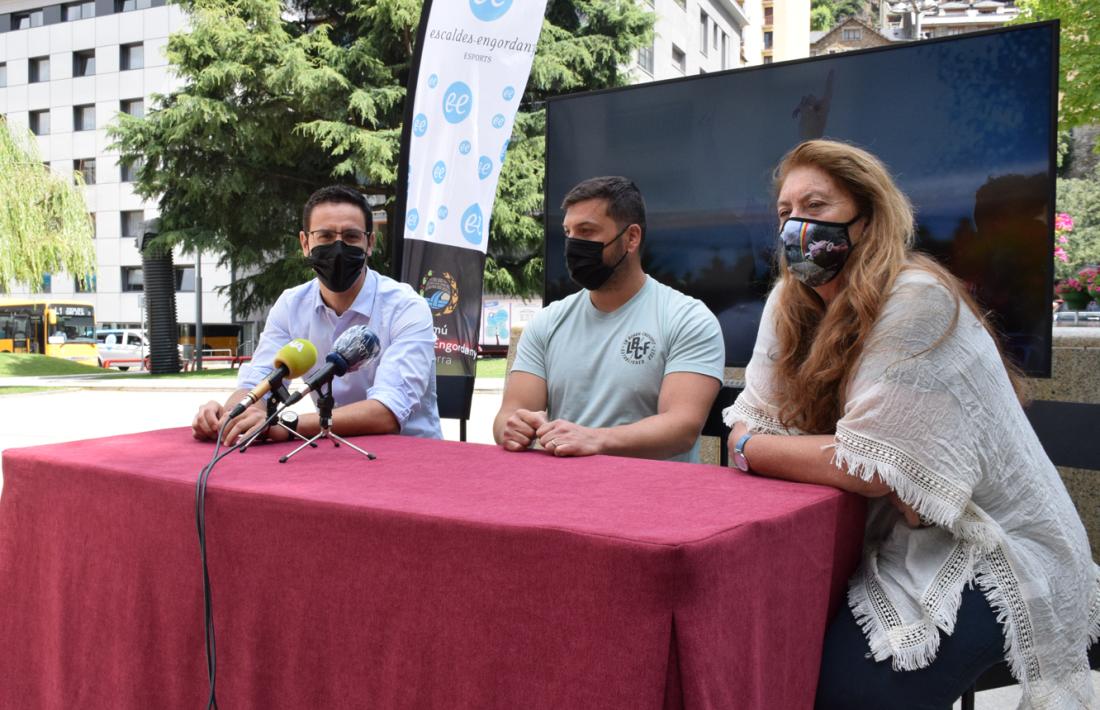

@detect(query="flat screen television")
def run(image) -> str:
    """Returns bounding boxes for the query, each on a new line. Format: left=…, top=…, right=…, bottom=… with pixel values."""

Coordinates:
left=544, top=23, right=1057, bottom=376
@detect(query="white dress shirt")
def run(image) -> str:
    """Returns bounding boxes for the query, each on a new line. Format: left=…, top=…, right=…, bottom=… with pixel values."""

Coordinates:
left=238, top=270, right=442, bottom=439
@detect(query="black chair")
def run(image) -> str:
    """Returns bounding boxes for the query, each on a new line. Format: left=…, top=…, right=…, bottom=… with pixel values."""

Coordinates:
left=700, top=383, right=744, bottom=466
left=436, top=374, right=475, bottom=442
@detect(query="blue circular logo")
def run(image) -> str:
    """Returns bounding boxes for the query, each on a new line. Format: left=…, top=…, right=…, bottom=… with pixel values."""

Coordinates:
left=477, top=156, right=493, bottom=180
left=491, top=113, right=506, bottom=129
left=442, top=82, right=473, bottom=124
left=427, top=74, right=438, bottom=88
left=437, top=206, right=448, bottom=220
left=461, top=203, right=484, bottom=245
left=432, top=160, right=446, bottom=184
left=412, top=113, right=428, bottom=137
left=426, top=291, right=450, bottom=310
left=469, top=0, right=513, bottom=22
left=427, top=222, right=435, bottom=236
left=406, top=208, right=420, bottom=231
left=499, top=139, right=510, bottom=163
left=502, top=86, right=515, bottom=101
left=459, top=140, right=472, bottom=155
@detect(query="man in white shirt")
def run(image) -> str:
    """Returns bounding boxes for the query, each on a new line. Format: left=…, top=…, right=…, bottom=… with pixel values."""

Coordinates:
left=192, top=185, right=441, bottom=444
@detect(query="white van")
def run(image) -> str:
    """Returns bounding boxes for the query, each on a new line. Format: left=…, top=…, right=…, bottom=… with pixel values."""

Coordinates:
left=95, top=329, right=147, bottom=370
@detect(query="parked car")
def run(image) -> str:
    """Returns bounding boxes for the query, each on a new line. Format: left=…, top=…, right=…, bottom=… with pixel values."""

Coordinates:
left=95, top=329, right=148, bottom=370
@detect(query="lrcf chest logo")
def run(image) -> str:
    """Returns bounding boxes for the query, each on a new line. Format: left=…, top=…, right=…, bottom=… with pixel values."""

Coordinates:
left=621, top=332, right=657, bottom=365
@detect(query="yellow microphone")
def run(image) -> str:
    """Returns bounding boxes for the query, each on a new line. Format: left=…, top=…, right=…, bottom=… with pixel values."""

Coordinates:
left=228, top=339, right=317, bottom=418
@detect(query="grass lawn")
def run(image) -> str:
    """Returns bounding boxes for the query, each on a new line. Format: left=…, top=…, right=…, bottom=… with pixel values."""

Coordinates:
left=477, top=357, right=507, bottom=378
left=98, top=367, right=240, bottom=379
left=0, top=386, right=54, bottom=395
left=1, top=352, right=509, bottom=380
left=0, top=353, right=104, bottom=377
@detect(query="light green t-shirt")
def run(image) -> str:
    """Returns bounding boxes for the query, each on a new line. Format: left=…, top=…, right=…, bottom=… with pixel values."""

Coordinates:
left=512, top=276, right=725, bottom=463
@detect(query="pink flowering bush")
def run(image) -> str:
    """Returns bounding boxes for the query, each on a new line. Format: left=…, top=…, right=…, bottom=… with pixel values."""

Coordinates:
left=1081, top=267, right=1100, bottom=300
left=1054, top=212, right=1073, bottom=266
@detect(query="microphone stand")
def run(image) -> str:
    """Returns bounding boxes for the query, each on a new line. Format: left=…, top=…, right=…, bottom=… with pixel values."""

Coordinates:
left=238, top=382, right=317, bottom=453
left=279, top=379, right=376, bottom=464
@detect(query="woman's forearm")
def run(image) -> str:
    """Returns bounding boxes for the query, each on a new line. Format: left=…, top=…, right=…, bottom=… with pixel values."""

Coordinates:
left=737, top=431, right=891, bottom=497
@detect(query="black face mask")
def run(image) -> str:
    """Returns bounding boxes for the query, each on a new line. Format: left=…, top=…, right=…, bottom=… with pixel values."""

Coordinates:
left=308, top=241, right=366, bottom=293
left=565, top=225, right=629, bottom=291
left=779, top=215, right=861, bottom=287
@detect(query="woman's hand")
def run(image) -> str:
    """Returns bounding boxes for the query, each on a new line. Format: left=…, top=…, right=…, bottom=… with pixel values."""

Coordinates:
left=888, top=492, right=923, bottom=527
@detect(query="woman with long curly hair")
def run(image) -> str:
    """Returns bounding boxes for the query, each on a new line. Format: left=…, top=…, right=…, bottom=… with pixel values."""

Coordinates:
left=724, top=140, right=1098, bottom=709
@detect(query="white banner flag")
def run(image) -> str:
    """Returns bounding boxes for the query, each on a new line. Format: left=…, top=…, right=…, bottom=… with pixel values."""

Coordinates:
left=403, top=0, right=547, bottom=253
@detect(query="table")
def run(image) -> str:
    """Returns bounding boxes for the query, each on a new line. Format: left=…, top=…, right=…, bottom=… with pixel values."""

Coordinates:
left=0, top=429, right=864, bottom=709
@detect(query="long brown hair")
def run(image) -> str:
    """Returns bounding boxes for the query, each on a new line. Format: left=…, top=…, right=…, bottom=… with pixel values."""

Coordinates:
left=770, top=140, right=1026, bottom=434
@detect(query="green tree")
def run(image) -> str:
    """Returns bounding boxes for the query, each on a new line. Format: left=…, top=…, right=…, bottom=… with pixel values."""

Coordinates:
left=811, top=0, right=870, bottom=29
left=1013, top=0, right=1100, bottom=136
left=1055, top=169, right=1100, bottom=279
left=810, top=5, right=835, bottom=31
left=0, top=118, right=96, bottom=293
left=111, top=0, right=653, bottom=316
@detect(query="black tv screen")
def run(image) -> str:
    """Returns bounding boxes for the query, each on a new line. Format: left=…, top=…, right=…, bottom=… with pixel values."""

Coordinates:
left=545, top=23, right=1057, bottom=376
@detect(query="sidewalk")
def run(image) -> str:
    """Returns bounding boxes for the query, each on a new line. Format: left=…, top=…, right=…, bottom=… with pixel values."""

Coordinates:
left=0, top=375, right=506, bottom=460
left=0, top=372, right=505, bottom=394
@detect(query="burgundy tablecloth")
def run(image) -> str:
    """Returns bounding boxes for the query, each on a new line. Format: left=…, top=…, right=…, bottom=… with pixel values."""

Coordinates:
left=0, top=429, right=863, bottom=709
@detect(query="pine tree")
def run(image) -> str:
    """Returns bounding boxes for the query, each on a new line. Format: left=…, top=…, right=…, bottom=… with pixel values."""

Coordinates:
left=110, top=0, right=653, bottom=315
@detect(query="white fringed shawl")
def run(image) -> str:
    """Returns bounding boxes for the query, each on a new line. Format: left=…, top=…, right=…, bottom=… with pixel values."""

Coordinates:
left=724, top=269, right=1100, bottom=709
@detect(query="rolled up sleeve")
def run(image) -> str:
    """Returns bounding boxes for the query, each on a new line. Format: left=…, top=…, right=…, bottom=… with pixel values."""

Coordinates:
left=366, top=297, right=436, bottom=430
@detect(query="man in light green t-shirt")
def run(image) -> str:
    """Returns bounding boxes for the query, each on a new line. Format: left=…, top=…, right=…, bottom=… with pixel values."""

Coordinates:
left=493, top=177, right=725, bottom=463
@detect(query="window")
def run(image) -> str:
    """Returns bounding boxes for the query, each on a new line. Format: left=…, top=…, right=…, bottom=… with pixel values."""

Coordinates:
left=673, top=0, right=686, bottom=8
left=88, top=213, right=97, bottom=239
left=671, top=44, right=686, bottom=74
left=843, top=28, right=863, bottom=41
left=74, top=158, right=96, bottom=185
left=763, top=56, right=774, bottom=64
left=764, top=31, right=773, bottom=50
left=73, top=49, right=96, bottom=78
left=63, top=2, right=96, bottom=21
left=120, top=157, right=143, bottom=182
left=120, top=98, right=145, bottom=118
left=120, top=43, right=144, bottom=71
left=75, top=274, right=97, bottom=293
left=13, top=10, right=44, bottom=29
left=73, top=104, right=96, bottom=131
left=699, top=12, right=709, bottom=57
left=637, top=44, right=654, bottom=75
left=764, top=6, right=774, bottom=25
left=29, top=57, right=50, bottom=84
left=0, top=63, right=6, bottom=88
left=41, top=273, right=52, bottom=294
left=115, top=0, right=153, bottom=10
left=714, top=23, right=719, bottom=50
left=721, top=33, right=729, bottom=70
left=175, top=266, right=196, bottom=292
left=121, top=267, right=144, bottom=292
left=29, top=110, right=50, bottom=136
left=121, top=210, right=145, bottom=238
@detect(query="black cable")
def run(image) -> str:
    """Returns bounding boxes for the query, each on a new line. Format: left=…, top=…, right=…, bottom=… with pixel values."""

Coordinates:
left=195, top=417, right=249, bottom=710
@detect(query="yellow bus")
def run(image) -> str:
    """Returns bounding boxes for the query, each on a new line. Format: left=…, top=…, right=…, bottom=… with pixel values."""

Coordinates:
left=0, top=299, right=99, bottom=366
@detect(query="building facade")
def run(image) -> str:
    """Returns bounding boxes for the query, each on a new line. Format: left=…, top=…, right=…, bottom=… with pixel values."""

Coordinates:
left=811, top=16, right=895, bottom=56
left=884, top=0, right=1020, bottom=40
left=633, top=0, right=809, bottom=81
left=0, top=0, right=233, bottom=345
